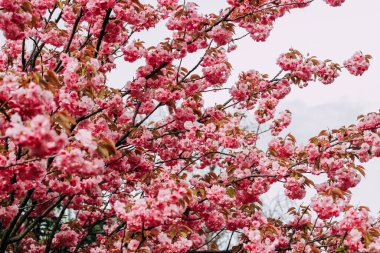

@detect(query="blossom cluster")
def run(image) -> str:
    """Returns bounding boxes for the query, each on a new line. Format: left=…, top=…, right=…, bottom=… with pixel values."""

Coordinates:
left=344, top=51, right=372, bottom=76
left=0, top=0, right=378, bottom=252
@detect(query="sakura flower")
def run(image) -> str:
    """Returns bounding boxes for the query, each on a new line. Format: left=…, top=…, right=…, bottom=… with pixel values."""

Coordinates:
left=8, top=82, right=56, bottom=118
left=324, top=0, right=346, bottom=7
left=344, top=51, right=371, bottom=76
left=6, top=114, right=67, bottom=157
left=209, top=25, right=233, bottom=46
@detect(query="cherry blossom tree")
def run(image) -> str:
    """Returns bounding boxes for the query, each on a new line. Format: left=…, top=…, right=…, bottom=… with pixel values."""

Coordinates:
left=0, top=0, right=379, bottom=252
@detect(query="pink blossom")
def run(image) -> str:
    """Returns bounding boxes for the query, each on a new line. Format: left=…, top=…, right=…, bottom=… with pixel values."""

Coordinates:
left=0, top=1, right=378, bottom=252
left=6, top=114, right=66, bottom=157
left=8, top=83, right=56, bottom=118
left=324, top=0, right=346, bottom=7
left=270, top=110, right=292, bottom=136
left=54, top=149, right=104, bottom=176
left=127, top=239, right=139, bottom=251
left=205, top=210, right=225, bottom=231
left=311, top=195, right=347, bottom=219
left=122, top=41, right=145, bottom=62
left=53, top=230, right=79, bottom=248
left=209, top=26, right=233, bottom=46
left=284, top=177, right=306, bottom=200
left=158, top=0, right=178, bottom=7
left=344, top=51, right=371, bottom=76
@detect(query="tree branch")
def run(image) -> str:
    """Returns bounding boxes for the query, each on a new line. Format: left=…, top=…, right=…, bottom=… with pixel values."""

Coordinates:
left=94, top=8, right=112, bottom=58
left=54, top=8, right=84, bottom=72
left=0, top=189, right=34, bottom=252
left=9, top=195, right=66, bottom=243
left=44, top=195, right=74, bottom=253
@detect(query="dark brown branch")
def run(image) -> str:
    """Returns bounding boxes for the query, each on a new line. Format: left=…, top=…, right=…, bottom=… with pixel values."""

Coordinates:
left=29, top=42, right=45, bottom=71
left=70, top=108, right=104, bottom=132
left=116, top=103, right=162, bottom=147
left=145, top=62, right=168, bottom=79
left=65, top=8, right=84, bottom=54
left=9, top=195, right=66, bottom=243
left=111, top=30, right=135, bottom=55
left=0, top=189, right=34, bottom=252
left=9, top=202, right=35, bottom=238
left=94, top=8, right=112, bottom=58
left=54, top=8, right=84, bottom=72
left=0, top=158, right=42, bottom=170
left=21, top=39, right=26, bottom=71
left=188, top=7, right=236, bottom=45
left=180, top=40, right=213, bottom=83
left=44, top=196, right=74, bottom=253
left=187, top=230, right=225, bottom=252
left=227, top=1, right=314, bottom=22
left=109, top=222, right=126, bottom=237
